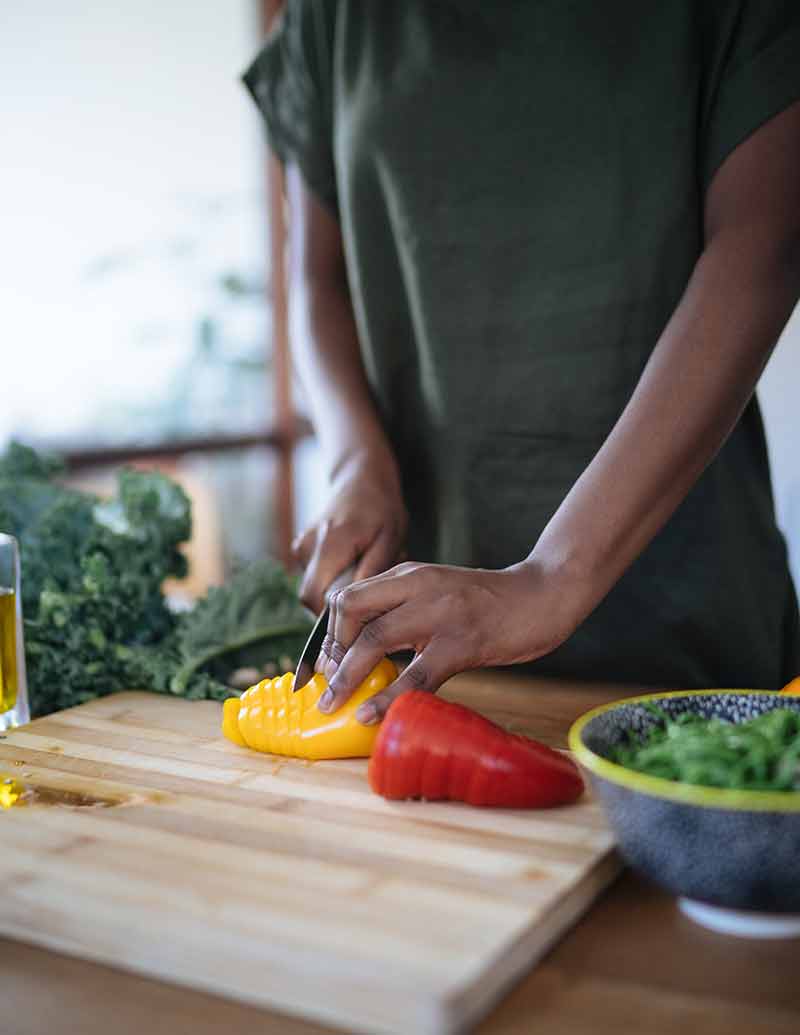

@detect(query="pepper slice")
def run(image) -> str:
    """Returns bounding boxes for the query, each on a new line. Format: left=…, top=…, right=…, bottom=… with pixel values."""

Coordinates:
left=222, top=658, right=397, bottom=760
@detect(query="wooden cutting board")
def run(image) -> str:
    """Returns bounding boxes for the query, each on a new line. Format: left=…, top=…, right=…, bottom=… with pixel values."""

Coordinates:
left=0, top=686, right=620, bottom=1035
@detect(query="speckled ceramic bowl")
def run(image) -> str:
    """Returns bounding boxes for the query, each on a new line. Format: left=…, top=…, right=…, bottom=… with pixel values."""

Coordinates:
left=569, top=691, right=800, bottom=938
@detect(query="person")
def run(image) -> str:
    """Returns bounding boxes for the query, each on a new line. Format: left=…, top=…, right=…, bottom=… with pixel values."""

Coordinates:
left=244, top=1, right=800, bottom=724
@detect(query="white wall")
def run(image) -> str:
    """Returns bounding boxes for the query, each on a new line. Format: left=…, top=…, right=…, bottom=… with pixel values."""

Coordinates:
left=760, top=306, right=800, bottom=592
left=0, top=0, right=265, bottom=444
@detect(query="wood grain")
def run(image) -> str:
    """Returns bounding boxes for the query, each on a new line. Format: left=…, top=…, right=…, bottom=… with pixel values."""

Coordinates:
left=0, top=674, right=621, bottom=1035
left=1, top=671, right=797, bottom=1035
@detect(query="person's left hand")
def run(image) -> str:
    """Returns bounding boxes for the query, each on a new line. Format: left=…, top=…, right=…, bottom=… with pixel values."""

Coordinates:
left=314, top=560, right=582, bottom=724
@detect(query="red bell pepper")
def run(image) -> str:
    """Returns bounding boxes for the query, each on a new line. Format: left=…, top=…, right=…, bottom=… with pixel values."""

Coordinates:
left=368, top=691, right=583, bottom=808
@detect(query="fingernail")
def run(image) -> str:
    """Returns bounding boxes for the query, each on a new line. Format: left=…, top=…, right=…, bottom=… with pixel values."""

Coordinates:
left=356, top=702, right=378, bottom=725
left=318, top=688, right=334, bottom=712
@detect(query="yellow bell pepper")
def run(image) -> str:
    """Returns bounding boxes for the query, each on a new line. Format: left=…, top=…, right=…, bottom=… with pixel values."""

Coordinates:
left=221, top=657, right=397, bottom=759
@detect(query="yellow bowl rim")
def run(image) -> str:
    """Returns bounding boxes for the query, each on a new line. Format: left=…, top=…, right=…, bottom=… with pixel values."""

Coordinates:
left=568, top=689, right=800, bottom=813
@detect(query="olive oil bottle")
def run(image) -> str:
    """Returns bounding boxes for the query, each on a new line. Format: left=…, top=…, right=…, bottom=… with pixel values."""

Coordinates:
left=0, top=534, right=29, bottom=729
left=0, top=586, right=18, bottom=713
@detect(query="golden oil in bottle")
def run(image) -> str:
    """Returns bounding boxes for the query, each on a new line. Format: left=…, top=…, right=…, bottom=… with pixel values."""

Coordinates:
left=0, top=587, right=18, bottom=714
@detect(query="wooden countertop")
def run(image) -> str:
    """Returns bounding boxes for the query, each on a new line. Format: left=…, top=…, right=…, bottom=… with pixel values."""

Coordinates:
left=3, top=672, right=798, bottom=1035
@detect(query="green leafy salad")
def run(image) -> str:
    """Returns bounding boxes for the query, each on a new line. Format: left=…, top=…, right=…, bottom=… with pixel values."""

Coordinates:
left=0, top=441, right=312, bottom=717
left=610, top=704, right=800, bottom=792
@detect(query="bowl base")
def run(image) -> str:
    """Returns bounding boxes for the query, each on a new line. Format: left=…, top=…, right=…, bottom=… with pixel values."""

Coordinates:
left=679, top=898, right=800, bottom=939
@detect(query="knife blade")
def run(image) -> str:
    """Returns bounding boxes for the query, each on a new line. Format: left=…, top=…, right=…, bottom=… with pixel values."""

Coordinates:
left=291, top=565, right=357, bottom=692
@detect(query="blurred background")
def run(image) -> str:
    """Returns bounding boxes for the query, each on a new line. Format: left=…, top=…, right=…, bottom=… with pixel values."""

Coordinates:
left=2, top=1, right=799, bottom=598
left=2, top=0, right=322, bottom=601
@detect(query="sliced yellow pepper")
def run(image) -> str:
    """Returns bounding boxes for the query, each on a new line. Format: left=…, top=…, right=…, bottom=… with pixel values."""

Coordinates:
left=221, top=657, right=397, bottom=760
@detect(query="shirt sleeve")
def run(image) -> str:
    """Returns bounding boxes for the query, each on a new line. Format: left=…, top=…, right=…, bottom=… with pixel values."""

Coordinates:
left=242, top=1, right=337, bottom=211
left=702, top=0, right=800, bottom=189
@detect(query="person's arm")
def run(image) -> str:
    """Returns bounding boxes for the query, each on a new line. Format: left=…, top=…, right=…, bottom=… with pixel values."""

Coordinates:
left=286, top=166, right=407, bottom=612
left=531, top=99, right=800, bottom=611
left=315, top=99, right=800, bottom=723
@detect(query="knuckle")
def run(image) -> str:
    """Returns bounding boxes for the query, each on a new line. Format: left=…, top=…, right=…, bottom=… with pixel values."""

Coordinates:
left=402, top=562, right=436, bottom=588
left=328, top=640, right=347, bottom=666
left=392, top=561, right=419, bottom=577
left=360, top=617, right=386, bottom=647
left=331, top=587, right=350, bottom=616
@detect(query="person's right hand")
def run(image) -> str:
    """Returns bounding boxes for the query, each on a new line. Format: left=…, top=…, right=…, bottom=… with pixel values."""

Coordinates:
left=292, top=451, right=408, bottom=614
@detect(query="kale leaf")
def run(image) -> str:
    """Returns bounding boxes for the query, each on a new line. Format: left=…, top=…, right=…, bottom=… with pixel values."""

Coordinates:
left=1, top=442, right=311, bottom=716
left=168, top=558, right=311, bottom=696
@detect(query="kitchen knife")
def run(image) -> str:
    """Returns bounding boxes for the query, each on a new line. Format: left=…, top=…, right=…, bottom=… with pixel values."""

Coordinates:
left=292, top=565, right=357, bottom=692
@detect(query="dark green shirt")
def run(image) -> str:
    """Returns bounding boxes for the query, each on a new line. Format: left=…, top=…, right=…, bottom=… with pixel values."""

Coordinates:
left=245, top=1, right=800, bottom=689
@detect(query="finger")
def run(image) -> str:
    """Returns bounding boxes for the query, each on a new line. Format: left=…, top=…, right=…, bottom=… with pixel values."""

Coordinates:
left=291, top=526, right=316, bottom=568
left=353, top=527, right=401, bottom=582
left=315, top=633, right=346, bottom=679
left=327, top=562, right=428, bottom=662
left=324, top=562, right=425, bottom=681
left=319, top=601, right=432, bottom=711
left=355, top=643, right=459, bottom=725
left=299, top=522, right=359, bottom=614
